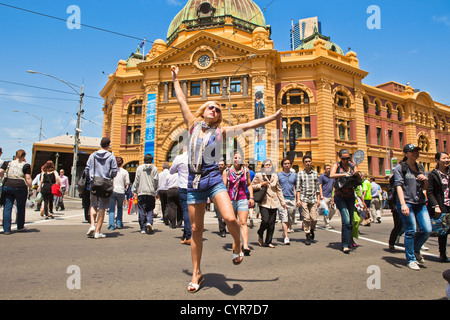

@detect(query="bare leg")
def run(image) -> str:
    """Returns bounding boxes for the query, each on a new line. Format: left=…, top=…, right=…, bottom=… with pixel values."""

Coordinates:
left=96, top=209, right=106, bottom=233
left=237, top=210, right=249, bottom=250
left=212, top=192, right=242, bottom=260
left=90, top=207, right=97, bottom=227
left=188, top=203, right=205, bottom=285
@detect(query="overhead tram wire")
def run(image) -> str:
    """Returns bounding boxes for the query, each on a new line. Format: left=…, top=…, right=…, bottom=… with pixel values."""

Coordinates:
left=1, top=2, right=317, bottom=104
left=0, top=2, right=279, bottom=77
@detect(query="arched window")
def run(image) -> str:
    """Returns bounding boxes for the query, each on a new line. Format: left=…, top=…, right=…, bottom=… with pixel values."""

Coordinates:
left=386, top=103, right=393, bottom=119
left=334, top=91, right=350, bottom=108
left=418, top=135, right=430, bottom=152
left=128, top=99, right=143, bottom=115
left=363, top=97, right=369, bottom=113
left=281, top=89, right=309, bottom=105
left=375, top=100, right=381, bottom=116
left=126, top=99, right=143, bottom=145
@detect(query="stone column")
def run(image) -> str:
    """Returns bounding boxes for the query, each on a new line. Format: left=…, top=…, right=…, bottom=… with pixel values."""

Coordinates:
left=242, top=74, right=249, bottom=97
left=221, top=77, right=228, bottom=99
left=162, top=82, right=169, bottom=103
left=202, top=78, right=208, bottom=100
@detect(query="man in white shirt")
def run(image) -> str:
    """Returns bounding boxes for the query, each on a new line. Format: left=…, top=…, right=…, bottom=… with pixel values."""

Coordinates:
left=109, top=157, right=130, bottom=230
left=170, top=147, right=191, bottom=244
left=55, top=169, right=70, bottom=211
left=157, top=162, right=171, bottom=224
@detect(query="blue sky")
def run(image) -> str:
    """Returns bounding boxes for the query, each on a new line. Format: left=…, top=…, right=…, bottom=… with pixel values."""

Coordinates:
left=0, top=0, right=449, bottom=161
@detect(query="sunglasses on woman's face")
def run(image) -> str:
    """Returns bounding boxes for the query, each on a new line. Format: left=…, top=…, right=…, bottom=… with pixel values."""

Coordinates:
left=207, top=105, right=221, bottom=114
left=341, top=157, right=351, bottom=161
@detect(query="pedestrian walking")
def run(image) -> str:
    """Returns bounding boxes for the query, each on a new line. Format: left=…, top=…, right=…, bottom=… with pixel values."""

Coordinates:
left=277, top=157, right=297, bottom=245
left=133, top=153, right=159, bottom=234
left=370, top=176, right=383, bottom=223
left=393, top=143, right=432, bottom=270
left=55, top=169, right=69, bottom=211
left=164, top=169, right=180, bottom=228
left=330, top=149, right=362, bottom=253
left=86, top=137, right=118, bottom=239
left=223, top=150, right=254, bottom=255
left=171, top=65, right=281, bottom=293
left=80, top=168, right=91, bottom=223
left=108, top=157, right=130, bottom=230
left=319, top=164, right=337, bottom=229
left=0, top=149, right=32, bottom=234
left=38, top=161, right=61, bottom=220
left=216, top=159, right=228, bottom=237
left=157, top=162, right=171, bottom=225
left=253, top=159, right=286, bottom=248
left=361, top=173, right=372, bottom=226
left=170, top=146, right=191, bottom=243
left=296, top=155, right=320, bottom=245
left=426, top=152, right=450, bottom=262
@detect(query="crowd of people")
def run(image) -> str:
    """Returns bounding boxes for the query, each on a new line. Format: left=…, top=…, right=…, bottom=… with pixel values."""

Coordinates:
left=0, top=69, right=448, bottom=292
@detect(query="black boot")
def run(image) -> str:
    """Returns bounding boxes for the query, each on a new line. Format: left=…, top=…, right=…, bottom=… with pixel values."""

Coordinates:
left=305, top=233, right=311, bottom=246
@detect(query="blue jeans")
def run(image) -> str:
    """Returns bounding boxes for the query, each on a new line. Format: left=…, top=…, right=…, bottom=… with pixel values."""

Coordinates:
left=334, top=195, right=355, bottom=249
left=396, top=203, right=432, bottom=263
left=179, top=188, right=191, bottom=240
left=109, top=192, right=125, bottom=229
left=2, top=185, right=28, bottom=232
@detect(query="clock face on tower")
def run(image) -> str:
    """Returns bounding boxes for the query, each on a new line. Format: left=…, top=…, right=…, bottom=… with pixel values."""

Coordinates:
left=197, top=54, right=211, bottom=68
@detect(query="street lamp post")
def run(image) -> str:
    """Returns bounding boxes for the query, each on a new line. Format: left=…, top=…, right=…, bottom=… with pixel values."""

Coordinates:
left=27, top=70, right=84, bottom=197
left=12, top=110, right=42, bottom=141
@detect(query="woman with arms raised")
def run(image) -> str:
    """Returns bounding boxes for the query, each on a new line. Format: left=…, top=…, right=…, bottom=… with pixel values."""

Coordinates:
left=171, top=65, right=281, bottom=293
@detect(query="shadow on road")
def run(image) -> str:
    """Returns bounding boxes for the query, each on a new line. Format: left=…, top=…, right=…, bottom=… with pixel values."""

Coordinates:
left=182, top=269, right=279, bottom=296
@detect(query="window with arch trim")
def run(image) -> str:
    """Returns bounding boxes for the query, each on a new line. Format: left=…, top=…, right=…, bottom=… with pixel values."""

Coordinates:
left=281, top=89, right=310, bottom=105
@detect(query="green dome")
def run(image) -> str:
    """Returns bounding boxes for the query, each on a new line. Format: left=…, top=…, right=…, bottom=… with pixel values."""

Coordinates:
left=167, top=0, right=267, bottom=43
left=296, top=29, right=344, bottom=55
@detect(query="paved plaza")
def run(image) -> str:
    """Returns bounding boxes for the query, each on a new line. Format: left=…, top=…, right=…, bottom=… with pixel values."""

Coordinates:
left=0, top=197, right=448, bottom=301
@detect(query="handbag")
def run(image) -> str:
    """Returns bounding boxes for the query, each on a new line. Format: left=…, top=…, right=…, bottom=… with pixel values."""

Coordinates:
left=431, top=213, right=450, bottom=236
left=90, top=157, right=113, bottom=198
left=51, top=183, right=62, bottom=197
left=77, top=172, right=87, bottom=195
left=335, top=173, right=362, bottom=189
left=253, top=175, right=269, bottom=204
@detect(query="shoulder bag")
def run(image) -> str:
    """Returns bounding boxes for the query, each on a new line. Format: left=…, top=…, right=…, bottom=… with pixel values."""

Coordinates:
left=253, top=175, right=268, bottom=204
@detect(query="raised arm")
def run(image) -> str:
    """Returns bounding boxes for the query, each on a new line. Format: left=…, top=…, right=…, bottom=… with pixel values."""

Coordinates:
left=222, top=109, right=282, bottom=136
left=171, top=66, right=194, bottom=127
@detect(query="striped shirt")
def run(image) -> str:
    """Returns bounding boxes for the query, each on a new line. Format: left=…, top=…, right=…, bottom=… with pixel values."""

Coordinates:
left=296, top=169, right=319, bottom=203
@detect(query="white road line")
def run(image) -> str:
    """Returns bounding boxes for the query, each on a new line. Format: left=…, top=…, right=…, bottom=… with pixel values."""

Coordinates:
left=317, top=226, right=440, bottom=258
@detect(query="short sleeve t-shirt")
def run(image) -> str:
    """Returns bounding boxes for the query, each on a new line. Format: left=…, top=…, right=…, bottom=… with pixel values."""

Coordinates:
left=1, top=160, right=31, bottom=188
left=318, top=173, right=334, bottom=198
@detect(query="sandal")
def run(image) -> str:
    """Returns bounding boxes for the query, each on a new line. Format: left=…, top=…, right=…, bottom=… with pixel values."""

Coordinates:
left=232, top=250, right=244, bottom=265
left=243, top=248, right=251, bottom=256
left=187, top=275, right=204, bottom=293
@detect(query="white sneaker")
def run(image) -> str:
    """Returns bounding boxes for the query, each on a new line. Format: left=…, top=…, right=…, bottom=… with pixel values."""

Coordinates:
left=94, top=232, right=106, bottom=239
left=284, top=237, right=290, bottom=245
left=87, top=226, right=95, bottom=237
left=407, top=261, right=420, bottom=271
left=414, top=252, right=425, bottom=265
left=146, top=223, right=153, bottom=233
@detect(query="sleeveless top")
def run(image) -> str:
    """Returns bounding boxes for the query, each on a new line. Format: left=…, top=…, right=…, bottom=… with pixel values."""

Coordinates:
left=334, top=162, right=355, bottom=198
left=187, top=123, right=223, bottom=192
left=41, top=171, right=56, bottom=195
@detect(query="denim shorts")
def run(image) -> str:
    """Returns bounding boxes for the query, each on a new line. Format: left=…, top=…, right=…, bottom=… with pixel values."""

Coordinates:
left=187, top=182, right=227, bottom=204
left=232, top=199, right=249, bottom=212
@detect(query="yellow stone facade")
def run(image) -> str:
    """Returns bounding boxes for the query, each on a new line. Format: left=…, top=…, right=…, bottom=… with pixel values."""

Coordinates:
left=100, top=0, right=450, bottom=182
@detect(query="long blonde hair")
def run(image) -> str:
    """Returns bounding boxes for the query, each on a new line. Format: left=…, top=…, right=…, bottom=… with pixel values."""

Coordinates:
left=190, top=100, right=223, bottom=129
